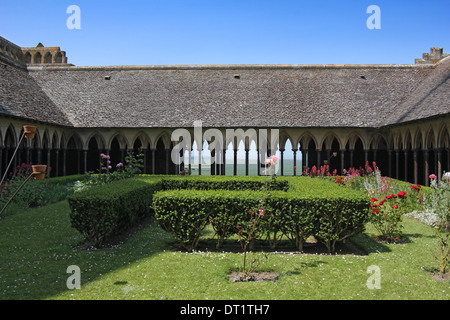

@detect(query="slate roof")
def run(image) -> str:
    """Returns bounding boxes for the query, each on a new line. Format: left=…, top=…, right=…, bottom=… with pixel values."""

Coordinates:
left=1, top=48, right=449, bottom=129
left=0, top=57, right=72, bottom=126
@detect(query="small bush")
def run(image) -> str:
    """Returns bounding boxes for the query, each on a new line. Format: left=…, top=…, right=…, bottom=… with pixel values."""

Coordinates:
left=68, top=178, right=162, bottom=246
left=153, top=189, right=263, bottom=250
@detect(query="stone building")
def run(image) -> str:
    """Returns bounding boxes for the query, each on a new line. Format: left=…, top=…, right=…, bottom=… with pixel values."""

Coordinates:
left=0, top=35, right=449, bottom=186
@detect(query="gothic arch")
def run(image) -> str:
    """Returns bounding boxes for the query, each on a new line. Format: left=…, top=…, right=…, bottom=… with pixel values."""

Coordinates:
left=437, top=124, right=449, bottom=148
left=108, top=132, right=129, bottom=150
left=279, top=131, right=293, bottom=151
left=424, top=127, right=436, bottom=150
left=132, top=131, right=151, bottom=150
left=3, top=124, right=17, bottom=148
left=86, top=131, right=106, bottom=151
left=154, top=131, right=172, bottom=150
left=413, top=128, right=424, bottom=150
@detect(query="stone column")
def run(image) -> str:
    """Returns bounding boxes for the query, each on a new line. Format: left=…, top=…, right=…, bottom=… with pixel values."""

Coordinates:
left=257, top=149, right=260, bottom=176
left=150, top=149, right=155, bottom=174
left=83, top=149, right=88, bottom=174
left=233, top=148, right=238, bottom=176
left=280, top=149, right=284, bottom=176
left=387, top=150, right=392, bottom=178
left=292, top=149, right=297, bottom=176
left=317, top=149, right=321, bottom=168
left=47, top=149, right=51, bottom=175
left=301, top=149, right=307, bottom=174
left=222, top=149, right=226, bottom=175
left=62, top=149, right=67, bottom=176
left=197, top=148, right=202, bottom=175
left=349, top=149, right=354, bottom=169
left=245, top=149, right=249, bottom=176
left=403, top=149, right=409, bottom=182
left=437, top=148, right=442, bottom=181
left=143, top=148, right=148, bottom=174
left=55, top=149, right=60, bottom=177
left=413, top=149, right=418, bottom=185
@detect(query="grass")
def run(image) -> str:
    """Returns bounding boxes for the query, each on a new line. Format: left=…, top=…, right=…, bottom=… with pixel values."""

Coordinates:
left=0, top=198, right=448, bottom=300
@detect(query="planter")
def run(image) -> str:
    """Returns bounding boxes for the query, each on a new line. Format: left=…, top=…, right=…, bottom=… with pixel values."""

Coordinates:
left=32, top=165, right=47, bottom=180
left=23, top=125, right=37, bottom=139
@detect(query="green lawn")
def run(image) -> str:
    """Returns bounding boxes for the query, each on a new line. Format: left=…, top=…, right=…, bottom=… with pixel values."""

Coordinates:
left=0, top=199, right=448, bottom=300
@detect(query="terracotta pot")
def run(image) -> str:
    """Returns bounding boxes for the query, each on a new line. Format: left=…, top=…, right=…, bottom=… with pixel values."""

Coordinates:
left=23, top=125, right=37, bottom=139
left=32, top=165, right=47, bottom=180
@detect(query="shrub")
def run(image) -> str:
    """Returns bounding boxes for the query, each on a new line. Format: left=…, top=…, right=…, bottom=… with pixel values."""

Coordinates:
left=270, top=180, right=370, bottom=252
left=160, top=175, right=289, bottom=192
left=68, top=177, right=162, bottom=247
left=153, top=189, right=262, bottom=251
left=153, top=177, right=370, bottom=253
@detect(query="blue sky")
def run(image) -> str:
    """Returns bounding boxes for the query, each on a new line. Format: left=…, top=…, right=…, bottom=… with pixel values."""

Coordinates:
left=1, top=0, right=449, bottom=66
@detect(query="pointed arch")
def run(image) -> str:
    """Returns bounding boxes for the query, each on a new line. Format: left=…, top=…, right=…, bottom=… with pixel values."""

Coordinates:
left=132, top=131, right=151, bottom=150
left=65, top=132, right=83, bottom=175
left=4, top=123, right=17, bottom=148
left=86, top=131, right=106, bottom=151
left=154, top=131, right=172, bottom=150
left=107, top=132, right=129, bottom=151
left=65, top=132, right=82, bottom=150
left=424, top=126, right=436, bottom=150
left=279, top=131, right=293, bottom=151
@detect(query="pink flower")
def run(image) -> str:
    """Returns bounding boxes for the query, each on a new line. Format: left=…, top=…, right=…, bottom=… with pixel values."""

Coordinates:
left=258, top=208, right=266, bottom=216
left=429, top=174, right=437, bottom=179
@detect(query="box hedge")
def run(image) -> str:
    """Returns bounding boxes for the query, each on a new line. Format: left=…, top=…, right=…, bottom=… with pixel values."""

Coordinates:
left=153, top=176, right=370, bottom=252
left=68, top=175, right=370, bottom=252
left=68, top=177, right=162, bottom=246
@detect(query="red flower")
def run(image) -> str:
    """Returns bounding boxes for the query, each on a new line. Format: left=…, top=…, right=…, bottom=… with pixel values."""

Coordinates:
left=398, top=191, right=407, bottom=199
left=392, top=205, right=399, bottom=209
left=386, top=195, right=392, bottom=200
left=371, top=198, right=378, bottom=203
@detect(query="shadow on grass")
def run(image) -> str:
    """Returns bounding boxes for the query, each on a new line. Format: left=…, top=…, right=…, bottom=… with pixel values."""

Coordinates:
left=284, top=260, right=329, bottom=276
left=349, top=232, right=392, bottom=254
left=0, top=200, right=173, bottom=300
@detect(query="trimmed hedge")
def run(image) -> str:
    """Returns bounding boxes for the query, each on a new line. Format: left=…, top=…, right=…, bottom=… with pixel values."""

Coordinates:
left=67, top=175, right=370, bottom=252
left=160, top=175, right=289, bottom=191
left=153, top=177, right=370, bottom=252
left=68, top=177, right=162, bottom=246
left=153, top=189, right=264, bottom=250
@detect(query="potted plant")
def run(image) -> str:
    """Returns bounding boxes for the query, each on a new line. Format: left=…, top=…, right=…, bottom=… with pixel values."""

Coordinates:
left=32, top=165, right=47, bottom=180
left=23, top=125, right=37, bottom=139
